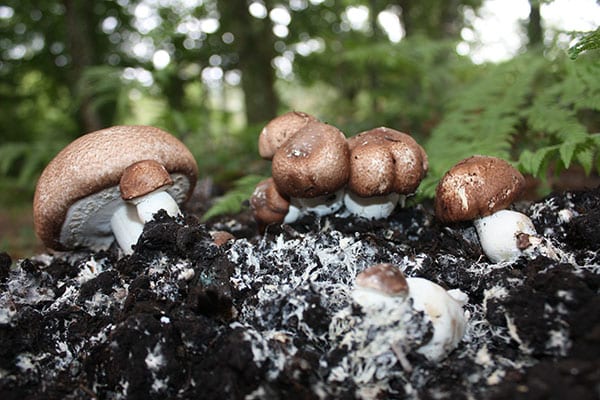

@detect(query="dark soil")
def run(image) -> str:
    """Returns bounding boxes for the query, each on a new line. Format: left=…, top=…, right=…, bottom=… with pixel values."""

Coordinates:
left=0, top=187, right=599, bottom=399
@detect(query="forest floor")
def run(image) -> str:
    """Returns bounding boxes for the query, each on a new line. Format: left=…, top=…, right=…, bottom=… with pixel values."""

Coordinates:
left=0, top=183, right=598, bottom=399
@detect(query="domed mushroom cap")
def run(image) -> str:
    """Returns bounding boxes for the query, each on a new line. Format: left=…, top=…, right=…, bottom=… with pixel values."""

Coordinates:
left=34, top=125, right=198, bottom=251
left=347, top=127, right=428, bottom=197
left=355, top=263, right=409, bottom=297
left=434, top=155, right=525, bottom=223
left=120, top=159, right=174, bottom=200
left=272, top=120, right=350, bottom=198
left=258, top=111, right=318, bottom=160
left=250, top=177, right=290, bottom=227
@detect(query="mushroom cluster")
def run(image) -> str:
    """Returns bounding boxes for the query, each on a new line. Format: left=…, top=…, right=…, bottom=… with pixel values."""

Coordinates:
left=251, top=112, right=428, bottom=228
left=33, top=125, right=198, bottom=255
left=435, top=155, right=558, bottom=263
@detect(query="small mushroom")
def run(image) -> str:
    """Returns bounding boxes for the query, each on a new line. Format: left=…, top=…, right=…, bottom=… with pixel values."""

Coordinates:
left=271, top=120, right=350, bottom=222
left=344, top=127, right=428, bottom=219
left=33, top=125, right=198, bottom=254
left=249, top=177, right=292, bottom=229
left=258, top=111, right=317, bottom=160
left=435, top=155, right=557, bottom=263
left=111, top=160, right=183, bottom=254
left=353, top=263, right=468, bottom=362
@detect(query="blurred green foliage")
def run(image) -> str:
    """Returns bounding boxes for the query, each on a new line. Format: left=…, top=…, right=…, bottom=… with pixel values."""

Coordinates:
left=0, top=0, right=598, bottom=221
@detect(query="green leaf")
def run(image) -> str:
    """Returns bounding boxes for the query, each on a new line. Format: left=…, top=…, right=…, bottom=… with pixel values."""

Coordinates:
left=576, top=147, right=594, bottom=175
left=559, top=141, right=578, bottom=169
left=569, top=28, right=600, bottom=59
left=201, top=174, right=266, bottom=221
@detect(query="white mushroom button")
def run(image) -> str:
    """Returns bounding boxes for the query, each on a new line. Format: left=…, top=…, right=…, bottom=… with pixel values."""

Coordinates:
left=344, top=127, right=428, bottom=219
left=33, top=125, right=198, bottom=254
left=353, top=264, right=468, bottom=362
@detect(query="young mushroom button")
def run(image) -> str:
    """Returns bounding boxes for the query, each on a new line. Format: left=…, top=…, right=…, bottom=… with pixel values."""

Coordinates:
left=33, top=125, right=198, bottom=255
left=434, top=155, right=557, bottom=263
left=353, top=263, right=468, bottom=362
left=344, top=127, right=428, bottom=219
left=271, top=120, right=350, bottom=222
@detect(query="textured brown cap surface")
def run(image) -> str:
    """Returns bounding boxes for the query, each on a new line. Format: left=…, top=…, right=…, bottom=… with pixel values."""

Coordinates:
left=271, top=121, right=350, bottom=198
left=347, top=127, right=428, bottom=197
left=120, top=160, right=174, bottom=200
left=434, top=155, right=525, bottom=223
left=258, top=111, right=317, bottom=160
left=356, top=263, right=409, bottom=297
left=250, top=177, right=290, bottom=227
left=33, top=125, right=198, bottom=250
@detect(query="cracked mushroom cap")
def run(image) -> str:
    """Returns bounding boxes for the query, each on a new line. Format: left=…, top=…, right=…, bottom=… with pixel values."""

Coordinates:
left=271, top=120, right=350, bottom=198
left=356, top=263, right=409, bottom=297
left=347, top=127, right=428, bottom=197
left=33, top=125, right=198, bottom=251
left=258, top=111, right=318, bottom=160
left=434, top=155, right=525, bottom=223
left=250, top=177, right=290, bottom=228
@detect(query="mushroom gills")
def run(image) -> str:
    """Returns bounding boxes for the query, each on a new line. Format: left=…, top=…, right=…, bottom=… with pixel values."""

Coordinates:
left=473, top=209, right=559, bottom=263
left=343, top=191, right=403, bottom=220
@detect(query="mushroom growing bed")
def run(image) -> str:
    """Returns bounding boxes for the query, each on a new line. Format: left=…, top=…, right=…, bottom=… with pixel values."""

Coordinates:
left=0, top=187, right=599, bottom=399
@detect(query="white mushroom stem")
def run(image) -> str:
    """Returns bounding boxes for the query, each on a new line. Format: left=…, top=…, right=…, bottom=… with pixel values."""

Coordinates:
left=130, top=190, right=181, bottom=222
left=110, top=190, right=181, bottom=255
left=110, top=204, right=145, bottom=255
left=284, top=189, right=345, bottom=223
left=343, top=191, right=403, bottom=220
left=406, top=277, right=469, bottom=362
left=473, top=209, right=559, bottom=263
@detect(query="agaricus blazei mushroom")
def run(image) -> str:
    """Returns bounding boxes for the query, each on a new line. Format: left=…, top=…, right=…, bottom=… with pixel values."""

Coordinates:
left=435, top=155, right=558, bottom=263
left=111, top=159, right=183, bottom=254
left=271, top=119, right=350, bottom=222
left=344, top=127, right=428, bottom=219
left=33, top=125, right=198, bottom=255
left=258, top=111, right=317, bottom=160
left=249, top=177, right=293, bottom=230
left=353, top=263, right=468, bottom=362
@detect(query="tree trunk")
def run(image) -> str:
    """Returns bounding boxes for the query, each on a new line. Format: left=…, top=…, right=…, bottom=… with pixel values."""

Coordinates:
left=63, top=0, right=103, bottom=133
left=527, top=0, right=543, bottom=49
left=219, top=0, right=278, bottom=125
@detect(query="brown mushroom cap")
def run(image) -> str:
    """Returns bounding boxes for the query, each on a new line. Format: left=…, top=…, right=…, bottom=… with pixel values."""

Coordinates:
left=250, top=177, right=290, bottom=227
left=347, top=127, right=428, bottom=197
left=33, top=125, right=198, bottom=251
left=271, top=120, right=350, bottom=198
left=356, top=263, right=409, bottom=297
left=120, top=160, right=174, bottom=200
left=434, top=155, right=525, bottom=223
left=258, top=111, right=318, bottom=160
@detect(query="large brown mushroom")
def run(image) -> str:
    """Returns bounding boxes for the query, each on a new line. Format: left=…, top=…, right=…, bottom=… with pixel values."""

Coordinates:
left=435, top=155, right=557, bottom=263
left=271, top=119, right=350, bottom=221
left=33, top=125, right=198, bottom=254
left=344, top=127, right=428, bottom=219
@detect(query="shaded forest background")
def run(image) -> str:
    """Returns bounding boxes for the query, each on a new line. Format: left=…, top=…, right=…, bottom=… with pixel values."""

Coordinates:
left=1, top=0, right=599, bottom=257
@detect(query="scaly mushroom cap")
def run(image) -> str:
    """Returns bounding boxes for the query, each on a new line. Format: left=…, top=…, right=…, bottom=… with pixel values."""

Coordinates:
left=250, top=177, right=290, bottom=227
left=258, top=111, right=318, bottom=160
left=434, top=155, right=525, bottom=223
left=356, top=263, right=409, bottom=297
left=272, top=121, right=350, bottom=198
left=347, top=127, right=428, bottom=197
left=34, top=125, right=198, bottom=251
left=120, top=160, right=173, bottom=200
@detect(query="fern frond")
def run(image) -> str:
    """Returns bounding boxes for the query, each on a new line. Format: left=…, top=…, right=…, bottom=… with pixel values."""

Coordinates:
left=201, top=174, right=266, bottom=221
left=569, top=27, right=600, bottom=59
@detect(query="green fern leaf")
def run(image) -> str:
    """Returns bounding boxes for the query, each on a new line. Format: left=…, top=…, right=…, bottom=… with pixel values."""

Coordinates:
left=569, top=28, right=600, bottom=59
left=202, top=174, right=266, bottom=221
left=576, top=147, right=594, bottom=175
left=559, top=141, right=578, bottom=169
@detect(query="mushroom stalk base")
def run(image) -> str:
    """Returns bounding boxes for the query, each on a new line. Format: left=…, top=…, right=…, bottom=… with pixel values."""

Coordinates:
left=343, top=192, right=402, bottom=220
left=284, top=190, right=345, bottom=223
left=111, top=191, right=182, bottom=255
left=473, top=209, right=559, bottom=263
